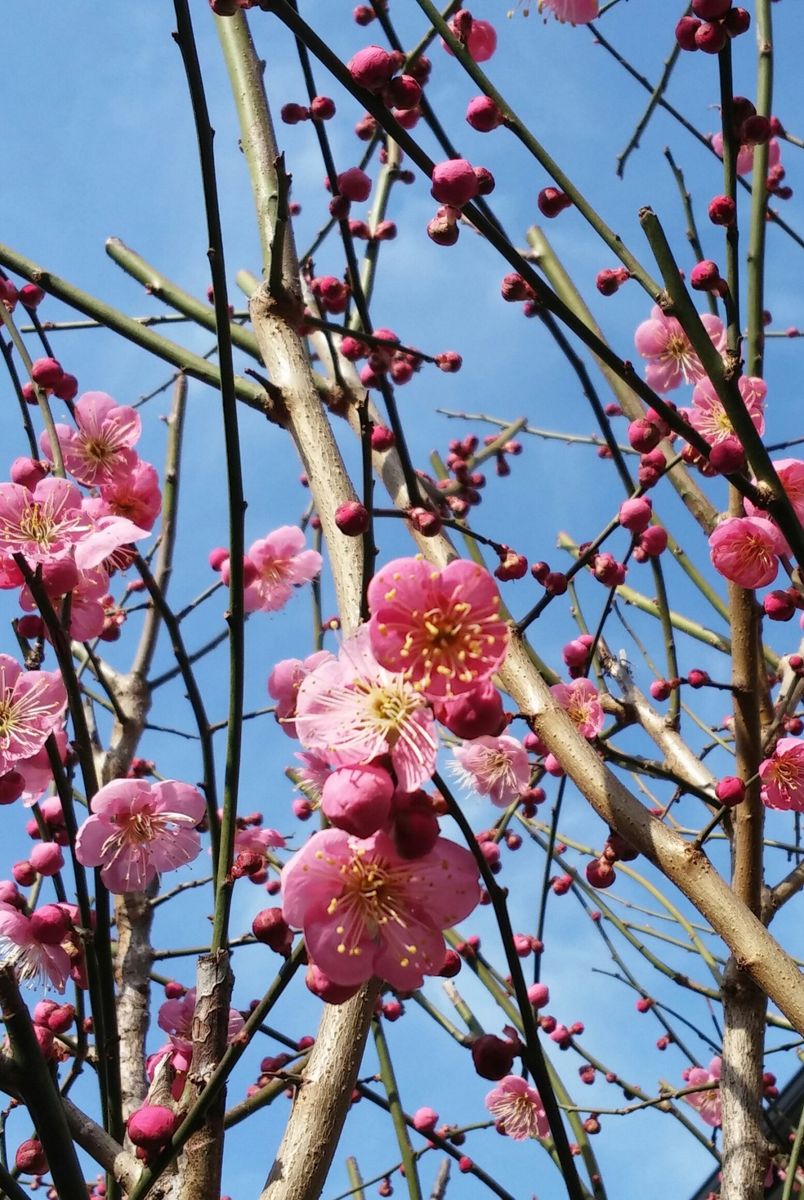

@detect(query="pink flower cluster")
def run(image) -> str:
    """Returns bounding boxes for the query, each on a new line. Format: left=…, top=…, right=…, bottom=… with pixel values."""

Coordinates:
left=147, top=985, right=245, bottom=1100
left=213, top=525, right=322, bottom=614
left=274, top=556, right=523, bottom=998
left=634, top=306, right=726, bottom=393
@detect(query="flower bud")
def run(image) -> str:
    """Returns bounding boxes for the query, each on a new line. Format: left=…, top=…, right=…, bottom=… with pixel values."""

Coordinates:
left=537, top=187, right=572, bottom=218
left=715, top=776, right=746, bottom=807
left=347, top=45, right=397, bottom=92
left=335, top=501, right=370, bottom=536
left=466, top=95, right=503, bottom=132
left=471, top=1033, right=517, bottom=1080
left=128, top=1105, right=177, bottom=1149
left=430, top=159, right=479, bottom=207
left=252, top=908, right=294, bottom=955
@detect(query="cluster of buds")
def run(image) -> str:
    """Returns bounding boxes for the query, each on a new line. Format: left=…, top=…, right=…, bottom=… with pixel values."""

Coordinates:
left=675, top=1, right=750, bottom=54
left=23, top=356, right=78, bottom=405
left=500, top=272, right=540, bottom=318
left=309, top=275, right=350, bottom=316
left=531, top=559, right=568, bottom=596
left=439, top=434, right=487, bottom=518
left=690, top=259, right=727, bottom=297
left=586, top=549, right=627, bottom=588
left=427, top=158, right=494, bottom=246
left=586, top=829, right=637, bottom=890
left=0, top=279, right=45, bottom=313
left=562, top=634, right=595, bottom=678
left=340, top=328, right=426, bottom=388
left=347, top=45, right=424, bottom=126
left=280, top=96, right=336, bottom=125
left=483, top=432, right=523, bottom=479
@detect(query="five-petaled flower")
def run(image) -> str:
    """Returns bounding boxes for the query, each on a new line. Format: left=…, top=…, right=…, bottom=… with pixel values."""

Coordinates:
left=75, top=778, right=206, bottom=893
left=0, top=903, right=72, bottom=992
left=634, top=306, right=726, bottom=393
left=294, top=626, right=438, bottom=793
left=485, top=1075, right=550, bottom=1140
left=221, top=526, right=322, bottom=614
left=550, top=677, right=604, bottom=739
left=685, top=376, right=766, bottom=445
left=451, top=734, right=530, bottom=806
left=40, top=391, right=141, bottom=488
left=368, top=557, right=509, bottom=700
left=682, top=1057, right=722, bottom=1128
left=760, top=738, right=804, bottom=811
left=0, top=655, right=67, bottom=773
left=709, top=516, right=786, bottom=589
left=281, top=828, right=481, bottom=990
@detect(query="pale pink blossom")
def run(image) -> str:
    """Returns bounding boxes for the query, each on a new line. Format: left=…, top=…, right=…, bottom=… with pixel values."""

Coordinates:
left=760, top=738, right=804, bottom=811
left=281, top=827, right=480, bottom=989
left=293, top=750, right=332, bottom=801
left=295, top=626, right=438, bottom=793
left=709, top=516, right=786, bottom=589
left=268, top=651, right=334, bottom=739
left=233, top=825, right=286, bottom=859
left=85, top=459, right=162, bottom=532
left=746, top=459, right=804, bottom=525
left=550, top=677, right=604, bottom=738
left=18, top=726, right=69, bottom=807
left=221, top=526, right=322, bottom=613
left=0, top=656, right=67, bottom=773
left=75, top=778, right=206, bottom=893
left=634, top=306, right=726, bottom=392
left=0, top=478, right=93, bottom=566
left=683, top=1057, right=722, bottom=1128
left=711, top=132, right=781, bottom=176
left=451, top=734, right=530, bottom=806
left=40, top=392, right=141, bottom=487
left=0, top=902, right=71, bottom=991
left=485, top=1075, right=550, bottom=1140
left=539, top=0, right=598, bottom=23
left=77, top=505, right=150, bottom=572
left=368, top=557, right=509, bottom=700
left=19, top=562, right=109, bottom=641
left=686, top=375, right=766, bottom=445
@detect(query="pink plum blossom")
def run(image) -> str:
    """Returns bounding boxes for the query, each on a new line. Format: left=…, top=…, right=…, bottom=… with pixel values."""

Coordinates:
left=709, top=516, right=786, bottom=589
left=550, top=677, right=604, bottom=738
left=368, top=557, right=509, bottom=700
left=75, top=778, right=206, bottom=893
left=759, top=738, right=804, bottom=811
left=539, top=0, right=598, bottom=23
left=17, top=727, right=69, bottom=807
left=685, top=375, right=766, bottom=445
left=451, top=734, right=530, bottom=806
left=485, top=1075, right=550, bottom=1140
left=40, top=392, right=141, bottom=487
left=634, top=306, right=726, bottom=392
left=19, top=563, right=109, bottom=641
left=85, top=459, right=162, bottom=532
left=233, top=824, right=286, bottom=860
left=682, top=1057, right=722, bottom=1128
left=294, top=626, right=438, bottom=793
left=0, top=902, right=71, bottom=991
left=221, top=526, right=322, bottom=613
left=0, top=478, right=93, bottom=566
left=0, top=656, right=67, bottom=773
left=281, top=827, right=481, bottom=989
left=157, top=986, right=244, bottom=1056
left=268, top=650, right=334, bottom=739
left=746, top=459, right=804, bottom=525
left=711, top=132, right=780, bottom=176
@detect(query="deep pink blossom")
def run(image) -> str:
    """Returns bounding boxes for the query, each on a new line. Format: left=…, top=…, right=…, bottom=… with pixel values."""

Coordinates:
left=550, top=678, right=604, bottom=738
left=75, top=778, right=206, bottom=893
left=709, top=516, right=786, bottom=588
left=485, top=1075, right=550, bottom=1140
left=19, top=562, right=109, bottom=641
left=0, top=478, right=93, bottom=565
left=40, top=392, right=141, bottom=487
left=539, top=0, right=598, bottom=23
left=0, top=656, right=67, bottom=773
left=634, top=306, right=726, bottom=392
left=683, top=1057, right=722, bottom=1127
left=267, top=651, right=334, bottom=739
left=686, top=375, right=766, bottom=445
left=0, top=902, right=71, bottom=991
left=294, top=627, right=438, bottom=792
left=760, top=738, right=804, bottom=811
left=281, top=828, right=481, bottom=989
left=451, top=734, right=530, bottom=806
left=746, top=459, right=804, bottom=525
left=368, top=557, right=509, bottom=700
left=86, top=459, right=162, bottom=532
left=221, top=526, right=322, bottom=613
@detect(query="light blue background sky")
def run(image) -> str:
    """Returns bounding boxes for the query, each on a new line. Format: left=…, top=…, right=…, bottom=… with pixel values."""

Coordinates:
left=3, top=2, right=804, bottom=1198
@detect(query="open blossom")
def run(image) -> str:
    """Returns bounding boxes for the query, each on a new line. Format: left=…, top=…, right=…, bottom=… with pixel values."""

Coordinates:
left=686, top=376, right=766, bottom=445
left=85, top=459, right=162, bottom=532
left=550, top=677, right=603, bottom=738
left=158, top=987, right=244, bottom=1055
left=711, top=132, right=781, bottom=177
left=75, top=778, right=206, bottom=893
left=0, top=656, right=67, bottom=773
left=451, top=734, right=530, bottom=806
left=759, top=738, right=804, bottom=811
left=281, top=828, right=481, bottom=989
left=709, top=516, right=786, bottom=589
left=19, top=562, right=110, bottom=641
left=368, top=557, right=509, bottom=700
left=0, top=903, right=71, bottom=992
left=233, top=824, right=286, bottom=859
left=634, top=306, right=726, bottom=392
left=485, top=1075, right=550, bottom=1140
left=40, top=391, right=141, bottom=487
left=539, top=0, right=598, bottom=22
left=746, top=459, right=804, bottom=525
left=683, top=1057, right=722, bottom=1128
left=295, top=626, right=438, bottom=793
left=221, top=526, right=322, bottom=613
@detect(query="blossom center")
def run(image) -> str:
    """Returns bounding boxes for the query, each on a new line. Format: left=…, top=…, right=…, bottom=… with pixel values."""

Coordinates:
left=327, top=849, right=416, bottom=962
left=0, top=699, right=20, bottom=740
left=19, top=502, right=56, bottom=549
left=84, top=437, right=116, bottom=466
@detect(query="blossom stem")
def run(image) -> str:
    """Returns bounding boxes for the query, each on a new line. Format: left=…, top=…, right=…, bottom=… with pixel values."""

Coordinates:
left=0, top=304, right=66, bottom=478
left=716, top=46, right=742, bottom=357
left=0, top=330, right=39, bottom=458
left=746, top=0, right=774, bottom=379
left=434, top=773, right=589, bottom=1200
left=663, top=149, right=718, bottom=316
left=372, top=1018, right=424, bottom=1200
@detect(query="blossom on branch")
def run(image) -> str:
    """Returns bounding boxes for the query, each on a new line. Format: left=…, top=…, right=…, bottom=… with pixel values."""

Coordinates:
left=451, top=734, right=530, bottom=806
left=75, top=778, right=206, bottom=893
left=708, top=515, right=786, bottom=589
left=281, top=827, right=481, bottom=990
left=539, top=0, right=599, bottom=23
left=220, top=525, right=322, bottom=613
left=760, top=738, right=804, bottom=811
left=682, top=1057, right=722, bottom=1128
left=368, top=557, right=509, bottom=700
left=0, top=655, right=67, bottom=772
left=685, top=375, right=766, bottom=445
left=550, top=677, right=604, bottom=738
left=40, top=391, right=141, bottom=487
left=634, top=306, right=726, bottom=392
left=485, top=1075, right=550, bottom=1140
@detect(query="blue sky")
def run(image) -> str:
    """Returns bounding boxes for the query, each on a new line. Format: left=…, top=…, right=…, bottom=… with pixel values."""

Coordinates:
left=3, top=2, right=804, bottom=1198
